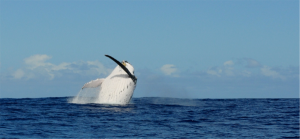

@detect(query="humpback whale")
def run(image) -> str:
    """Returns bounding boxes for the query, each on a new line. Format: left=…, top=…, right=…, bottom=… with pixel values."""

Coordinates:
left=81, top=55, right=137, bottom=104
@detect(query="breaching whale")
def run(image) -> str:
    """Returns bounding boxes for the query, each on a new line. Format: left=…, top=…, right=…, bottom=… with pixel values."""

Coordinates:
left=81, top=55, right=137, bottom=104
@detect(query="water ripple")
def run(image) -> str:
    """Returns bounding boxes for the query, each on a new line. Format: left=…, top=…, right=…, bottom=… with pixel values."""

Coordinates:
left=0, top=97, right=298, bottom=138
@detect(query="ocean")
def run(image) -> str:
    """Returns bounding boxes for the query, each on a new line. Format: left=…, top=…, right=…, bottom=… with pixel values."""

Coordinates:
left=1, top=97, right=299, bottom=138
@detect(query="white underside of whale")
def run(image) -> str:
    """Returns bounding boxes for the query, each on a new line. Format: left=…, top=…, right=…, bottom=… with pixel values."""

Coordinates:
left=94, top=66, right=136, bottom=104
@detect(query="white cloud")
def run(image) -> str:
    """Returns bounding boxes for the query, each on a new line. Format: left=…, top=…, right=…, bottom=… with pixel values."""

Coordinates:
left=261, top=66, right=286, bottom=80
left=206, top=68, right=235, bottom=77
left=87, top=61, right=111, bottom=75
left=23, top=54, right=63, bottom=79
left=51, top=62, right=71, bottom=71
left=245, top=58, right=261, bottom=68
left=24, top=54, right=52, bottom=69
left=9, top=54, right=111, bottom=80
left=207, top=69, right=221, bottom=77
left=67, top=60, right=111, bottom=76
left=224, top=60, right=234, bottom=66
left=12, top=69, right=25, bottom=79
left=204, top=59, right=296, bottom=80
left=224, top=68, right=235, bottom=76
left=222, top=61, right=235, bottom=76
left=242, top=70, right=251, bottom=77
left=160, top=64, right=177, bottom=76
left=24, top=54, right=73, bottom=72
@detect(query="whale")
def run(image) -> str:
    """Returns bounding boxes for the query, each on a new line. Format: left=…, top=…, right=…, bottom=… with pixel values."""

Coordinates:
left=81, top=55, right=137, bottom=104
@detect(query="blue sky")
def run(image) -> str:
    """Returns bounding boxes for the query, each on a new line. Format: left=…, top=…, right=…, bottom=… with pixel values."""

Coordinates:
left=1, top=0, right=298, bottom=98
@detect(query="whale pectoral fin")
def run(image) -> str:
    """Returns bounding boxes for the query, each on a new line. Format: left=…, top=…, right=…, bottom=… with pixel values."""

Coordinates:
left=82, top=78, right=105, bottom=89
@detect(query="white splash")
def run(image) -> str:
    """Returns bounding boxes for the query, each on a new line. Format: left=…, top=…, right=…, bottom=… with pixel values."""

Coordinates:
left=69, top=88, right=100, bottom=104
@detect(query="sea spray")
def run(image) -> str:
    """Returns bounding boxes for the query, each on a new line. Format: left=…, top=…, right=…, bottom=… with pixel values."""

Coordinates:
left=69, top=87, right=101, bottom=104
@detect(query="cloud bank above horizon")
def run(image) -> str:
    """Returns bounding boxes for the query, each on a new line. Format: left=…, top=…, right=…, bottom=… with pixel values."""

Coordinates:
left=4, top=54, right=297, bottom=81
left=1, top=54, right=298, bottom=98
left=7, top=54, right=111, bottom=80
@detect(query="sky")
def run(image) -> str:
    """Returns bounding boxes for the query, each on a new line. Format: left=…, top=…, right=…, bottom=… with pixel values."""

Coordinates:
left=0, top=0, right=299, bottom=98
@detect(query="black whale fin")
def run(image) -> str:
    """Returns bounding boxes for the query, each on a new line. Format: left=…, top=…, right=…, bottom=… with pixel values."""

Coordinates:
left=105, top=55, right=137, bottom=84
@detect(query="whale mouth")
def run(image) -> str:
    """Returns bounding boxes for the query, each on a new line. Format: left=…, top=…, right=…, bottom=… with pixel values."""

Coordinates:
left=105, top=55, right=137, bottom=84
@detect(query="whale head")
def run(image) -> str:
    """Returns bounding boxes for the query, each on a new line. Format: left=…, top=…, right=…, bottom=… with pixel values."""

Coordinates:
left=105, top=55, right=137, bottom=84
left=122, top=60, right=135, bottom=75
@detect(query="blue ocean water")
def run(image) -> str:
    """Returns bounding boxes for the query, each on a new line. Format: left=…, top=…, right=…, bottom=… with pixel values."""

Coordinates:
left=0, top=97, right=299, bottom=138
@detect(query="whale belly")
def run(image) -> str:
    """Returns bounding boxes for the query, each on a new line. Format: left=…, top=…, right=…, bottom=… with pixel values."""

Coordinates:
left=96, top=75, right=136, bottom=104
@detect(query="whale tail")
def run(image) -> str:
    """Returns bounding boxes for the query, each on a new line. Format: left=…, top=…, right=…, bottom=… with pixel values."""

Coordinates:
left=82, top=78, right=105, bottom=89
